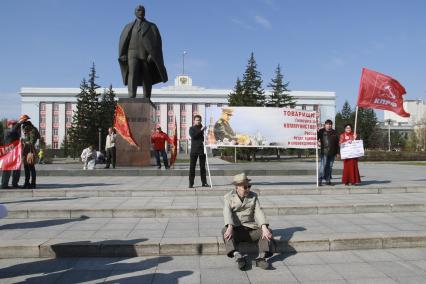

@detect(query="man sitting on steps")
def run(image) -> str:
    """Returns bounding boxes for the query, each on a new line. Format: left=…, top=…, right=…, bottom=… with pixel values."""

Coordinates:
left=222, top=173, right=275, bottom=270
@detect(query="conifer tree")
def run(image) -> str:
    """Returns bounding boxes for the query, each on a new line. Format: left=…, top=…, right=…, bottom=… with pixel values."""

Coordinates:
left=241, top=52, right=265, bottom=106
left=99, top=85, right=117, bottom=150
left=356, top=108, right=379, bottom=149
left=335, top=100, right=355, bottom=133
left=68, top=63, right=101, bottom=155
left=228, top=78, right=244, bottom=106
left=267, top=64, right=295, bottom=107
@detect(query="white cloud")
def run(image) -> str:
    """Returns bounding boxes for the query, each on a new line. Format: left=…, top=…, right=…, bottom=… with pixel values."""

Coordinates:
left=231, top=18, right=255, bottom=30
left=0, top=93, right=20, bottom=119
left=254, top=15, right=271, bottom=29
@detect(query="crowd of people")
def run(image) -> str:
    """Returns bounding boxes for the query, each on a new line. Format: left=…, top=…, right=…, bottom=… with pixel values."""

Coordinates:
left=1, top=113, right=360, bottom=190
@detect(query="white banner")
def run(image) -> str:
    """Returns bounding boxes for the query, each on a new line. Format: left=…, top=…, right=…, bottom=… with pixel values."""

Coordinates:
left=204, top=106, right=318, bottom=149
left=340, top=140, right=365, bottom=159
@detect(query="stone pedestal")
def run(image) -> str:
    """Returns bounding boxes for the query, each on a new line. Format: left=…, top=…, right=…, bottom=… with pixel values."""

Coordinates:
left=116, top=98, right=155, bottom=167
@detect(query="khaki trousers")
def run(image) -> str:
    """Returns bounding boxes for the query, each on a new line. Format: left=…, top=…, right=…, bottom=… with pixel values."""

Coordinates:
left=222, top=226, right=274, bottom=258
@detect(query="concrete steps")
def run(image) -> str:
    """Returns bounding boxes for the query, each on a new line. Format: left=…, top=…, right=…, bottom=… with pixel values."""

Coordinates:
left=1, top=185, right=425, bottom=198
left=3, top=192, right=426, bottom=218
left=1, top=214, right=426, bottom=258
left=3, top=202, right=426, bottom=219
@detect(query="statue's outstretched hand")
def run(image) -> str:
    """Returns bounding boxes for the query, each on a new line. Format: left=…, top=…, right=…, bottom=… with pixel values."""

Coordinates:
left=119, top=55, right=128, bottom=62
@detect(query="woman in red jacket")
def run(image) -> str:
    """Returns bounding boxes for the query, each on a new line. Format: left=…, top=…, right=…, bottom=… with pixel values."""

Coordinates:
left=339, top=123, right=361, bottom=186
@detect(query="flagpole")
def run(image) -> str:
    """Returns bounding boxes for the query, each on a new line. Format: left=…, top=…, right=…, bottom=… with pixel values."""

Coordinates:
left=204, top=134, right=213, bottom=188
left=316, top=112, right=319, bottom=188
left=354, top=106, right=359, bottom=136
left=316, top=145, right=319, bottom=188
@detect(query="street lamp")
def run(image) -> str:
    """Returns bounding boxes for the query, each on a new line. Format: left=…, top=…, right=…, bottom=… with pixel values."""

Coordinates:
left=98, top=128, right=102, bottom=152
left=182, top=50, right=187, bottom=75
left=385, top=119, right=394, bottom=151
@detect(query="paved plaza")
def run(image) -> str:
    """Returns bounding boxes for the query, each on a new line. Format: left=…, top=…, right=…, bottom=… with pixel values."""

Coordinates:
left=0, top=160, right=426, bottom=283
left=0, top=249, right=425, bottom=283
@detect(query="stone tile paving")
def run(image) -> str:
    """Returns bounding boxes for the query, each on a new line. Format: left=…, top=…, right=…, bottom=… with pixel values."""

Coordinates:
left=2, top=160, right=425, bottom=191
left=0, top=248, right=424, bottom=283
left=1, top=212, right=426, bottom=242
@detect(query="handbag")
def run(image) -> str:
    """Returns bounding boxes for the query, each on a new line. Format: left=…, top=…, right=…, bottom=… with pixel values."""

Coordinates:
left=26, top=152, right=35, bottom=165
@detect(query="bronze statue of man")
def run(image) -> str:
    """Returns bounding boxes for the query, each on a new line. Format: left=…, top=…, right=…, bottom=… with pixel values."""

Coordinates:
left=118, top=5, right=168, bottom=99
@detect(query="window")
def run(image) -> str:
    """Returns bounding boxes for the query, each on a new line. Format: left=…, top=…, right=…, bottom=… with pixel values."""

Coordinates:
left=313, top=105, right=319, bottom=111
left=168, top=130, right=173, bottom=136
left=40, top=103, right=46, bottom=111
left=156, top=104, right=160, bottom=111
left=156, top=115, right=160, bottom=123
left=53, top=129, right=58, bottom=136
left=40, top=129, right=46, bottom=136
left=168, top=116, right=173, bottom=123
left=66, top=102, right=72, bottom=111
left=192, top=104, right=198, bottom=111
left=217, top=103, right=223, bottom=107
left=181, top=116, right=186, bottom=124
left=301, top=105, right=306, bottom=110
left=180, top=127, right=186, bottom=137
left=40, top=117, right=46, bottom=123
left=66, top=116, right=72, bottom=123
left=53, top=103, right=59, bottom=111
left=205, top=103, right=211, bottom=108
left=167, top=104, right=173, bottom=111
left=53, top=116, right=59, bottom=123
left=180, top=104, right=186, bottom=111
left=52, top=142, right=59, bottom=149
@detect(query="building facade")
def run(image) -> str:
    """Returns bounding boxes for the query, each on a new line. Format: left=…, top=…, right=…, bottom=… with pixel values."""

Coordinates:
left=384, top=99, right=426, bottom=127
left=20, top=75, right=336, bottom=151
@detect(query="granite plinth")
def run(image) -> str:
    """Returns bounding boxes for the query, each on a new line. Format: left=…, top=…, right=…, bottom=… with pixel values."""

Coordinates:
left=116, top=98, right=155, bottom=167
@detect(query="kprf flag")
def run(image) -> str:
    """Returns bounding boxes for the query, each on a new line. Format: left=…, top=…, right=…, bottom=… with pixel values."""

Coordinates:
left=113, top=104, right=140, bottom=148
left=0, top=140, right=22, bottom=170
left=169, top=116, right=178, bottom=166
left=357, top=68, right=410, bottom=117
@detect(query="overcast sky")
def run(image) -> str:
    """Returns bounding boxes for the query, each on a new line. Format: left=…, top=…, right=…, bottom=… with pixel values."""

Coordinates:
left=1, top=0, right=425, bottom=119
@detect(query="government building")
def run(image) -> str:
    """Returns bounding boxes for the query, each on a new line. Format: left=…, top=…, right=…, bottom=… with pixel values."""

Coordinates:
left=20, top=75, right=336, bottom=151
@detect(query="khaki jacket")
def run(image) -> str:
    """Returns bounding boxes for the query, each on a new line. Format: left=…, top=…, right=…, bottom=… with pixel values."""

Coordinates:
left=223, top=190, right=268, bottom=229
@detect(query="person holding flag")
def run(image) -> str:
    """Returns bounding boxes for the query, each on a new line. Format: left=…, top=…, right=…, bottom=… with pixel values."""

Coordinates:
left=1, top=116, right=27, bottom=189
left=151, top=125, right=173, bottom=169
left=339, top=123, right=361, bottom=186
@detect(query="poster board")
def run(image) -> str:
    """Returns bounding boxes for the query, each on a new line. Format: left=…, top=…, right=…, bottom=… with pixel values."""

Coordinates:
left=204, top=106, right=318, bottom=149
left=340, top=140, right=365, bottom=159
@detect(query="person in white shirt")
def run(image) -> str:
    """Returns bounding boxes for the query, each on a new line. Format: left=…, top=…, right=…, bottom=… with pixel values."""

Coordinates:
left=81, top=145, right=97, bottom=170
left=104, top=127, right=117, bottom=169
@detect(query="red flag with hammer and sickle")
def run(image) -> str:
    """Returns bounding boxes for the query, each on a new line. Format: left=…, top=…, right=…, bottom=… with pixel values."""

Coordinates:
left=357, top=68, right=410, bottom=117
left=113, top=104, right=139, bottom=148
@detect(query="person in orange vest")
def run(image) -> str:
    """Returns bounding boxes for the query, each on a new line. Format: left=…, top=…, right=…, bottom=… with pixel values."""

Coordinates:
left=151, top=125, right=173, bottom=169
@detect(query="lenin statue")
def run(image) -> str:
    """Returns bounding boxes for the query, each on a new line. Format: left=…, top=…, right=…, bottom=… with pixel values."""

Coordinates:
left=118, top=5, right=168, bottom=99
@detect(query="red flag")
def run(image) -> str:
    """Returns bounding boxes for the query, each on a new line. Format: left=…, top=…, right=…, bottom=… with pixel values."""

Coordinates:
left=113, top=104, right=140, bottom=149
left=357, top=68, right=410, bottom=117
left=169, top=116, right=178, bottom=166
left=0, top=140, right=22, bottom=170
